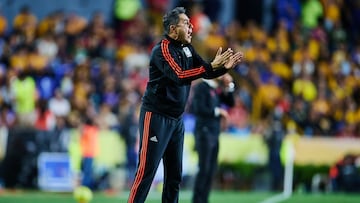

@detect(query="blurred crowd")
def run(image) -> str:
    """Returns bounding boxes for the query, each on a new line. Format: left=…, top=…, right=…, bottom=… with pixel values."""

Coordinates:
left=190, top=0, right=360, bottom=138
left=0, top=0, right=360, bottom=150
left=0, top=0, right=359, bottom=191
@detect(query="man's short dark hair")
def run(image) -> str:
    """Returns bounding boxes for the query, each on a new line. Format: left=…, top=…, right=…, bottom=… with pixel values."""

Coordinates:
left=163, top=7, right=186, bottom=35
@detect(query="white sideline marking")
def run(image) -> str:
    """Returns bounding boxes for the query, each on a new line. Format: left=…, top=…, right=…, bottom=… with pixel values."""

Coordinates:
left=260, top=142, right=295, bottom=203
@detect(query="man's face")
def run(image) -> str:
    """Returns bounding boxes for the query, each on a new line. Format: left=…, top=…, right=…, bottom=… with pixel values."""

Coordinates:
left=175, top=14, right=193, bottom=44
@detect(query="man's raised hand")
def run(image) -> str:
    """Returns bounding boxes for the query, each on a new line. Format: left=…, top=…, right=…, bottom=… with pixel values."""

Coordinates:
left=224, top=51, right=244, bottom=69
left=211, top=47, right=234, bottom=69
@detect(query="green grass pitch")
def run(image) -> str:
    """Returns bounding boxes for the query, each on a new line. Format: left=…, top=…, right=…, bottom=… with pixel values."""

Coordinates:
left=0, top=190, right=359, bottom=203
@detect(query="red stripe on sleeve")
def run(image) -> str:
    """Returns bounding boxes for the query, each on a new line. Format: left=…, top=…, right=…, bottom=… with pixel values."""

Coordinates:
left=161, top=39, right=206, bottom=78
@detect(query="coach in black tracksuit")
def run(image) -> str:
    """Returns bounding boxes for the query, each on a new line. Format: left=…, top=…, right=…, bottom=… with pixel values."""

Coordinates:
left=127, top=7, right=244, bottom=203
left=191, top=74, right=235, bottom=203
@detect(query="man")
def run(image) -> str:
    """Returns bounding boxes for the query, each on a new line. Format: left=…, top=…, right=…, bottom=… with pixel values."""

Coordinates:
left=191, top=73, right=235, bottom=203
left=127, top=7, right=243, bottom=203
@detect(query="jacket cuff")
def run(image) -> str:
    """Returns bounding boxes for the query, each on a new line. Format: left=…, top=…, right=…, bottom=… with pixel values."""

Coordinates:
left=204, top=63, right=213, bottom=72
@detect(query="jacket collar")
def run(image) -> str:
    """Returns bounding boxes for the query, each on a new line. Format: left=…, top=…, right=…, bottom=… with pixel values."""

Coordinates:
left=165, top=35, right=185, bottom=47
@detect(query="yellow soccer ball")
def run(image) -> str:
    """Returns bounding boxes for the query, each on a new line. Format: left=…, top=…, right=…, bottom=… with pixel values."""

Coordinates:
left=73, top=186, right=93, bottom=203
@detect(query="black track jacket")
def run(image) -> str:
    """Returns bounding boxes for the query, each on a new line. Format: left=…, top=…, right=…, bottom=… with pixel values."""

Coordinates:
left=141, top=35, right=228, bottom=119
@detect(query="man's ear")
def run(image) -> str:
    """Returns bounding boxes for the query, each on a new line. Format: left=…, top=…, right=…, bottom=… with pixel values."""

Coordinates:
left=170, top=25, right=176, bottom=33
